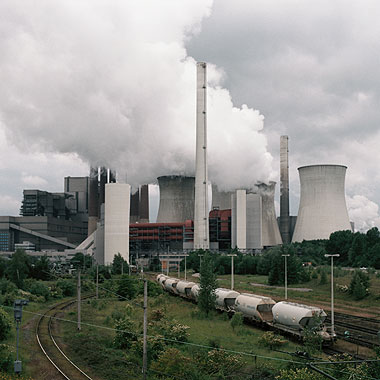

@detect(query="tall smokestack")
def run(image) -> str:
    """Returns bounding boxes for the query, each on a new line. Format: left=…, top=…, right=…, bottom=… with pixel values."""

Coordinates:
left=280, top=136, right=290, bottom=243
left=88, top=166, right=99, bottom=236
left=194, top=62, right=209, bottom=249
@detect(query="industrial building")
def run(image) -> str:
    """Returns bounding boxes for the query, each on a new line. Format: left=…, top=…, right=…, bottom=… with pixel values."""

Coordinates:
left=231, top=183, right=282, bottom=252
left=292, top=164, right=352, bottom=242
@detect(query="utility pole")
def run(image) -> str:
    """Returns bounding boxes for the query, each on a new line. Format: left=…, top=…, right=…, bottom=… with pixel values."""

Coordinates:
left=96, top=264, right=99, bottom=299
left=142, top=279, right=148, bottom=380
left=227, top=254, right=237, bottom=290
left=184, top=254, right=187, bottom=281
left=177, top=256, right=180, bottom=278
left=325, top=254, right=339, bottom=337
left=282, top=254, right=290, bottom=300
left=121, top=262, right=124, bottom=275
left=77, top=269, right=81, bottom=331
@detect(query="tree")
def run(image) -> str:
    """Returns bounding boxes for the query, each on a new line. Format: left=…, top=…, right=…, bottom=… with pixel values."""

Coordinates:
left=29, top=255, right=50, bottom=280
left=198, top=252, right=217, bottom=316
left=6, top=249, right=30, bottom=288
left=349, top=233, right=367, bottom=267
left=113, top=316, right=137, bottom=349
left=117, top=274, right=137, bottom=300
left=112, top=253, right=128, bottom=275
left=349, top=270, right=370, bottom=300
left=326, top=230, right=353, bottom=265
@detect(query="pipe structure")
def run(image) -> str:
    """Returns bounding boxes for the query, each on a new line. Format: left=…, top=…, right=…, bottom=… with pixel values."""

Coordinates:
left=194, top=62, right=209, bottom=249
left=280, top=136, right=290, bottom=243
left=156, top=175, right=195, bottom=223
left=292, top=165, right=352, bottom=242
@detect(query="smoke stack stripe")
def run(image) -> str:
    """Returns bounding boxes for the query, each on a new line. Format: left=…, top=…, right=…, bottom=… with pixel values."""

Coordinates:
left=194, top=62, right=209, bottom=249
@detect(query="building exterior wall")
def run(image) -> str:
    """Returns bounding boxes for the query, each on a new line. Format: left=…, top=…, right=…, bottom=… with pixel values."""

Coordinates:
left=231, top=190, right=247, bottom=250
left=104, top=183, right=130, bottom=265
left=246, top=194, right=262, bottom=250
left=292, top=165, right=352, bottom=242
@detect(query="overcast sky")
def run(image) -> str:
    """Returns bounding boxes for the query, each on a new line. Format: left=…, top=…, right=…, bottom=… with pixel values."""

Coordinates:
left=1, top=1, right=380, bottom=231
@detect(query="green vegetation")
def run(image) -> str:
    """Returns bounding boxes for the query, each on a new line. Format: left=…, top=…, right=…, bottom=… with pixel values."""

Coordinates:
left=198, top=252, right=218, bottom=316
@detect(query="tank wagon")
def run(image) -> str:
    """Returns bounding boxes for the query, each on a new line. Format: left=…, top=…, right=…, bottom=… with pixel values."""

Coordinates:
left=271, top=301, right=332, bottom=340
left=234, top=294, right=276, bottom=323
left=156, top=275, right=334, bottom=344
left=215, top=288, right=240, bottom=312
left=176, top=281, right=197, bottom=298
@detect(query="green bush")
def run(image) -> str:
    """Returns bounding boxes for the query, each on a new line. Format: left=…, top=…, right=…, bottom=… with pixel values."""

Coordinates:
left=0, top=344, right=13, bottom=372
left=24, top=280, right=50, bottom=301
left=0, top=307, right=12, bottom=341
left=113, top=316, right=137, bottom=349
left=117, top=275, right=137, bottom=300
left=230, top=312, right=243, bottom=331
left=57, top=279, right=75, bottom=296
left=258, top=332, right=286, bottom=349
left=349, top=270, right=370, bottom=300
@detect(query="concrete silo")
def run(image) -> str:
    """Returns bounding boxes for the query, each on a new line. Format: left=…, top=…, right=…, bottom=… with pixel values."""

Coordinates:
left=255, top=182, right=283, bottom=247
left=104, top=183, right=130, bottom=265
left=292, top=165, right=352, bottom=242
left=156, top=175, right=195, bottom=223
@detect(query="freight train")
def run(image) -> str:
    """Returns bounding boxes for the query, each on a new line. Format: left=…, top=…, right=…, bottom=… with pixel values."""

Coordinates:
left=156, top=274, right=335, bottom=344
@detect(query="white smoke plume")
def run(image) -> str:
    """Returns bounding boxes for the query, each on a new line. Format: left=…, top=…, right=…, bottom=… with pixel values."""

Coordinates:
left=347, top=195, right=380, bottom=232
left=0, top=1, right=273, bottom=191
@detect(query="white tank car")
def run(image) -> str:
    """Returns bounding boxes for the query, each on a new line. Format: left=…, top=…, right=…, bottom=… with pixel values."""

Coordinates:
left=158, top=275, right=169, bottom=289
left=176, top=281, right=196, bottom=298
left=234, top=294, right=276, bottom=322
left=190, top=284, right=200, bottom=301
left=215, top=288, right=240, bottom=311
left=164, top=278, right=180, bottom=294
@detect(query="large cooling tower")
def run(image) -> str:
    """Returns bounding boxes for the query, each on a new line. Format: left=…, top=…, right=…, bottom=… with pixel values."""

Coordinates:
left=212, top=184, right=233, bottom=210
left=292, top=165, right=351, bottom=242
left=156, top=176, right=195, bottom=223
left=256, top=182, right=283, bottom=247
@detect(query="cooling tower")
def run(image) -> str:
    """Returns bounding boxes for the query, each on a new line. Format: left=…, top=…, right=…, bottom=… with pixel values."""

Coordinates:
left=255, top=182, right=283, bottom=247
left=194, top=62, right=210, bottom=249
left=292, top=165, right=351, bottom=242
left=212, top=184, right=233, bottom=210
left=104, top=183, right=130, bottom=265
left=280, top=136, right=290, bottom=243
left=130, top=188, right=140, bottom=224
left=139, top=184, right=149, bottom=223
left=156, top=176, right=195, bottom=223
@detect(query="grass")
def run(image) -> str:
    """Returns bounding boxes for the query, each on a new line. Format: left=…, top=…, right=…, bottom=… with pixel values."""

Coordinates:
left=56, top=289, right=303, bottom=379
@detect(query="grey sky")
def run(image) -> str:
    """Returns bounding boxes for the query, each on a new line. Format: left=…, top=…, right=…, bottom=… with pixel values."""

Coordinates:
left=0, top=0, right=379, bottom=231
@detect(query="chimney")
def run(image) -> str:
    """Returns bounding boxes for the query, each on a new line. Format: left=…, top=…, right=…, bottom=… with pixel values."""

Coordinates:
left=280, top=136, right=290, bottom=243
left=193, top=62, right=209, bottom=249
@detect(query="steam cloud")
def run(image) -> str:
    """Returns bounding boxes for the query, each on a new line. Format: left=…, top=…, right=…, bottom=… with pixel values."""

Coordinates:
left=0, top=1, right=273, bottom=191
left=347, top=195, right=380, bottom=232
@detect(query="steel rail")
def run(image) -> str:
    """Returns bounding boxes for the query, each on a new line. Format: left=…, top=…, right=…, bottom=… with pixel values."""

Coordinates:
left=36, top=296, right=95, bottom=380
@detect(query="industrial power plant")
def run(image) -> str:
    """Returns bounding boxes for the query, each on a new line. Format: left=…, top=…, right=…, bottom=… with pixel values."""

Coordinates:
left=0, top=62, right=354, bottom=268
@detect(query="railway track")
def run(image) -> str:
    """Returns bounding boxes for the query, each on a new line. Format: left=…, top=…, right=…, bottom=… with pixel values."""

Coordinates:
left=326, top=311, right=380, bottom=349
left=36, top=296, right=95, bottom=380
